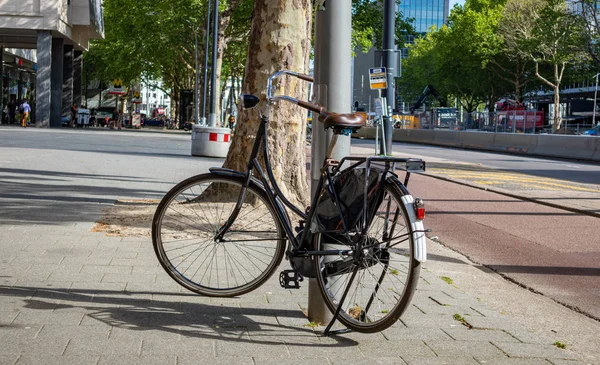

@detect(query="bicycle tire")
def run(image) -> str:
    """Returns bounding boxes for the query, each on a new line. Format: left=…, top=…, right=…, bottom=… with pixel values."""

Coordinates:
left=152, top=173, right=286, bottom=297
left=313, top=177, right=421, bottom=333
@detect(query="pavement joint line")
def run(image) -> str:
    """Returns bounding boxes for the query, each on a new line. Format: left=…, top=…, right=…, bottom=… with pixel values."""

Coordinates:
left=420, top=171, right=600, bottom=219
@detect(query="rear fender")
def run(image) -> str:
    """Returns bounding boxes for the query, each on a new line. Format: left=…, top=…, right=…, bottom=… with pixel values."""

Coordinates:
left=386, top=177, right=427, bottom=263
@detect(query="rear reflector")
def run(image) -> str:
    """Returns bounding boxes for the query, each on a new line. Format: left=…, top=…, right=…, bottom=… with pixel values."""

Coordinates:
left=414, top=198, right=425, bottom=220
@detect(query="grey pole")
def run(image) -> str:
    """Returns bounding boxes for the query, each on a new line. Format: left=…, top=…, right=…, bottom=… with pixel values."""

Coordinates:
left=308, top=0, right=352, bottom=325
left=201, top=0, right=211, bottom=125
left=381, top=0, right=396, bottom=155
left=207, top=0, right=219, bottom=127
left=194, top=27, right=200, bottom=124
left=593, top=73, right=599, bottom=127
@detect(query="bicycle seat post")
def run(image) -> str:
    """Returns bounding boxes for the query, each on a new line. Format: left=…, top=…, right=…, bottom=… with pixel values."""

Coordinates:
left=326, top=134, right=339, bottom=159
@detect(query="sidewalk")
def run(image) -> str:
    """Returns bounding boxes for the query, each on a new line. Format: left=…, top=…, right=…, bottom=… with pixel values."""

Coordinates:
left=1, top=128, right=599, bottom=365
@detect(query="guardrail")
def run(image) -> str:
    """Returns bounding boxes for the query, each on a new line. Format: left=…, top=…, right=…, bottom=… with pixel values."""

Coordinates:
left=353, top=128, right=600, bottom=162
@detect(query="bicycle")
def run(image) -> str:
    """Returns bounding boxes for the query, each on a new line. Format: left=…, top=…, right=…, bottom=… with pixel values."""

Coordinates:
left=152, top=70, right=428, bottom=334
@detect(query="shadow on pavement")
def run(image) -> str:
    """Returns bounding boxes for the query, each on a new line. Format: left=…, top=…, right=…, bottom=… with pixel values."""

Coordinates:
left=0, top=285, right=359, bottom=347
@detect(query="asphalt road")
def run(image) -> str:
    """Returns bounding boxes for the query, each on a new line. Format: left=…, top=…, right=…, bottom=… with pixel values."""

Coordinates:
left=352, top=138, right=600, bottom=185
left=354, top=137, right=600, bottom=320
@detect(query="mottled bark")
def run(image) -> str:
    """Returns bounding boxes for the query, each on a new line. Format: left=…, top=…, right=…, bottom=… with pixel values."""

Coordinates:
left=223, top=0, right=312, bottom=208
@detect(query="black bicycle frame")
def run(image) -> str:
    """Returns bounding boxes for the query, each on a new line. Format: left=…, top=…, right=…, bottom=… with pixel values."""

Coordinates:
left=216, top=114, right=334, bottom=256
left=215, top=112, right=424, bottom=260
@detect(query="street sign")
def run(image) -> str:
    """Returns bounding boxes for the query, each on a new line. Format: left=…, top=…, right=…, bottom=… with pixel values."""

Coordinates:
left=369, top=67, right=387, bottom=90
left=374, top=98, right=383, bottom=116
left=109, top=79, right=127, bottom=95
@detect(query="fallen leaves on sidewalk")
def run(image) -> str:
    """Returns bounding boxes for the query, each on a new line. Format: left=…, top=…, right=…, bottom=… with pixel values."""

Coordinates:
left=91, top=199, right=160, bottom=237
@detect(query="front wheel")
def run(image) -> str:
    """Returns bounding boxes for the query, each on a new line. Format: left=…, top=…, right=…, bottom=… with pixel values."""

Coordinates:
left=313, top=179, right=422, bottom=333
left=152, top=173, right=286, bottom=297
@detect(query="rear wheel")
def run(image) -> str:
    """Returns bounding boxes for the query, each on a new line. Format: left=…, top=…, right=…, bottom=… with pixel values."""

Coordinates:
left=152, top=173, right=286, bottom=297
left=313, top=180, right=421, bottom=332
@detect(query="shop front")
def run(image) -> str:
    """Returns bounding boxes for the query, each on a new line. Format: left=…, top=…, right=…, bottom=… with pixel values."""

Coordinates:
left=1, top=52, right=36, bottom=125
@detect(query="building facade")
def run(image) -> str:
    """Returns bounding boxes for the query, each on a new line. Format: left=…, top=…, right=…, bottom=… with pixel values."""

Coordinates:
left=0, top=0, right=104, bottom=127
left=399, top=0, right=450, bottom=58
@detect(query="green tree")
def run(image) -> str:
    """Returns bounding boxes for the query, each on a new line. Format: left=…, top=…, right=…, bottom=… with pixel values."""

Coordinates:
left=499, top=0, right=588, bottom=131
left=575, top=0, right=600, bottom=68
left=352, top=0, right=415, bottom=53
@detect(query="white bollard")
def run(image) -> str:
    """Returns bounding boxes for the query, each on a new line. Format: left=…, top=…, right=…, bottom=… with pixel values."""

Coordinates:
left=191, top=125, right=231, bottom=158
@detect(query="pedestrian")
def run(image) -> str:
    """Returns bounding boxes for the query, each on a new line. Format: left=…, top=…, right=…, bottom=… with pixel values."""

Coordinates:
left=71, top=103, right=79, bottom=128
left=111, top=108, right=119, bottom=130
left=19, top=99, right=31, bottom=128
left=7, top=98, right=16, bottom=125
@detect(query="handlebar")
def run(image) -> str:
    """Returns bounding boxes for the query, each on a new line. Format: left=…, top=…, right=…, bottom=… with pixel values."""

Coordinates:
left=266, top=70, right=330, bottom=118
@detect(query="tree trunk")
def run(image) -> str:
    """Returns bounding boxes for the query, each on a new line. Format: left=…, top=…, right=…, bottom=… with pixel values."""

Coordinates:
left=213, top=1, right=242, bottom=127
left=553, top=85, right=561, bottom=131
left=222, top=0, right=312, bottom=208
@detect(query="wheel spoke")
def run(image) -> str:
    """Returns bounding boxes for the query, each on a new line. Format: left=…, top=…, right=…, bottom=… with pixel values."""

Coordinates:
left=153, top=175, right=284, bottom=297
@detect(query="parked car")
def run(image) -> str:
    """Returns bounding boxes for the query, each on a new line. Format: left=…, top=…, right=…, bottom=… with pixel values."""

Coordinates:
left=90, top=107, right=115, bottom=127
left=582, top=125, right=600, bottom=136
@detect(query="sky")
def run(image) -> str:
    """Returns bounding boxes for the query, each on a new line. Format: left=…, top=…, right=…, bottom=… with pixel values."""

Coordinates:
left=450, top=0, right=466, bottom=8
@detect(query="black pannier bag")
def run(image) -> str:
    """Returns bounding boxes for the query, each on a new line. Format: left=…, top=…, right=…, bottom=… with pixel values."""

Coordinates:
left=311, top=167, right=385, bottom=234
left=294, top=167, right=386, bottom=277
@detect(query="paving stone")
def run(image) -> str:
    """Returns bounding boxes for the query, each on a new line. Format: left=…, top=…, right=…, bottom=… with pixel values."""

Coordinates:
left=478, top=359, right=562, bottom=365
left=426, top=340, right=507, bottom=359
left=110, top=258, right=158, bottom=267
left=11, top=309, right=85, bottom=326
left=64, top=338, right=142, bottom=356
left=0, top=337, right=70, bottom=357
left=180, top=356, right=254, bottom=365
left=102, top=273, right=156, bottom=284
left=47, top=272, right=103, bottom=283
left=35, top=324, right=110, bottom=342
left=381, top=327, right=453, bottom=341
left=0, top=311, right=19, bottom=325
left=80, top=265, right=133, bottom=275
left=109, top=326, right=181, bottom=341
left=140, top=338, right=214, bottom=356
left=401, top=356, right=480, bottom=365
left=442, top=328, right=522, bottom=343
left=548, top=360, right=591, bottom=365
left=491, top=342, right=579, bottom=360
left=327, top=357, right=407, bottom=365
left=217, top=340, right=291, bottom=358
left=98, top=355, right=177, bottom=365
left=359, top=339, right=435, bottom=357
left=15, top=355, right=100, bottom=365
left=0, top=354, right=18, bottom=365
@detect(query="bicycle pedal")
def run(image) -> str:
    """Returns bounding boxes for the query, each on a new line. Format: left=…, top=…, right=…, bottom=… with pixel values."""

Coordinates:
left=279, top=270, right=303, bottom=289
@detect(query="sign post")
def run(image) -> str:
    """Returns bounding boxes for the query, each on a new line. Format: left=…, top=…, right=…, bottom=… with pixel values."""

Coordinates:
left=370, top=68, right=388, bottom=156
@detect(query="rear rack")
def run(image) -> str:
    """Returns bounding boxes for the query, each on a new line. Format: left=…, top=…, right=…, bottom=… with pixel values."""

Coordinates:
left=333, top=156, right=426, bottom=175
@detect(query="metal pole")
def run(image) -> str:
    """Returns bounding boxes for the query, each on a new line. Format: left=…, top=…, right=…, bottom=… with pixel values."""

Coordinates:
left=201, top=0, right=211, bottom=125
left=308, top=0, right=352, bottom=325
left=381, top=0, right=396, bottom=155
left=194, top=27, right=200, bottom=124
left=207, top=0, right=219, bottom=127
left=593, top=73, right=599, bottom=127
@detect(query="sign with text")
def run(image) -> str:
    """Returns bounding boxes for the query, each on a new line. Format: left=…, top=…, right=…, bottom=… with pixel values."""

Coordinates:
left=109, top=79, right=127, bottom=95
left=369, top=67, right=387, bottom=90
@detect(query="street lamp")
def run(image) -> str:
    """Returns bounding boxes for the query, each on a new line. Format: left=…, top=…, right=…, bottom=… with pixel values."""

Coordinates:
left=594, top=73, right=600, bottom=127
